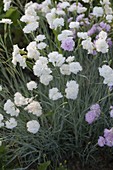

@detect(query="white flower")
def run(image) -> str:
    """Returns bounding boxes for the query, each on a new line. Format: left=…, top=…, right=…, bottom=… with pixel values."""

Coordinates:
left=35, top=34, right=46, bottom=42
left=27, top=41, right=40, bottom=60
left=81, top=37, right=94, bottom=54
left=48, top=51, right=65, bottom=67
left=49, top=88, right=63, bottom=100
left=23, top=22, right=39, bottom=33
left=104, top=4, right=113, bottom=15
left=40, top=0, right=51, bottom=13
left=98, top=31, right=107, bottom=40
left=40, top=74, right=53, bottom=85
left=77, top=32, right=88, bottom=39
left=20, top=1, right=39, bottom=34
left=46, top=8, right=56, bottom=29
left=0, top=85, right=2, bottom=91
left=77, top=6, right=87, bottom=14
left=106, top=15, right=113, bottom=23
left=65, top=80, right=79, bottom=100
left=69, top=21, right=80, bottom=29
left=58, top=2, right=70, bottom=9
left=53, top=18, right=64, bottom=30
left=3, top=0, right=11, bottom=11
left=60, top=64, right=71, bottom=75
left=37, top=42, right=47, bottom=50
left=33, top=57, right=51, bottom=77
left=27, top=120, right=40, bottom=134
left=4, top=99, right=20, bottom=117
left=58, top=30, right=73, bottom=41
left=95, top=38, right=108, bottom=53
left=99, top=65, right=113, bottom=86
left=12, top=45, right=27, bottom=69
left=82, top=0, right=90, bottom=3
left=27, top=81, right=37, bottom=91
left=5, top=118, right=17, bottom=129
left=93, top=7, right=104, bottom=17
left=69, top=62, right=82, bottom=74
left=100, top=0, right=110, bottom=5
left=66, top=56, right=75, bottom=63
left=24, top=101, right=42, bottom=117
left=14, top=92, right=28, bottom=106
left=0, top=19, right=12, bottom=24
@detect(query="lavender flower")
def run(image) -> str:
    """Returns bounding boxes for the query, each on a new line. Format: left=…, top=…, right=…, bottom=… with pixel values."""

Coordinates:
left=85, top=110, right=97, bottom=124
left=90, top=103, right=101, bottom=117
left=99, top=22, right=111, bottom=32
left=85, top=103, right=101, bottom=124
left=107, top=38, right=112, bottom=47
left=104, top=128, right=113, bottom=147
left=87, top=24, right=97, bottom=36
left=61, top=37, right=75, bottom=51
left=98, top=136, right=105, bottom=147
left=76, top=14, right=85, bottom=22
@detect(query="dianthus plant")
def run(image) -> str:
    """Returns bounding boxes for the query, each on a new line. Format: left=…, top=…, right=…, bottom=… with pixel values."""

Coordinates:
left=0, top=0, right=113, bottom=168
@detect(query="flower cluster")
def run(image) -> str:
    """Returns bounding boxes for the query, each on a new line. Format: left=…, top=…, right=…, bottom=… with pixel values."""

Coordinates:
left=2, top=92, right=42, bottom=134
left=20, top=1, right=40, bottom=33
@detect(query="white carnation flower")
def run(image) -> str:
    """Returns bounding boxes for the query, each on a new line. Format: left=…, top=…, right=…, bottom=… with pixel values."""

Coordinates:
left=77, top=6, right=87, bottom=14
left=27, top=81, right=37, bottom=91
left=65, top=80, right=79, bottom=100
left=40, top=74, right=53, bottom=85
left=93, top=7, right=104, bottom=17
left=48, top=51, right=65, bottom=67
left=23, top=22, right=39, bottom=34
left=66, top=56, right=75, bottom=63
left=5, top=118, right=17, bottom=129
left=69, top=62, right=82, bottom=74
left=58, top=30, right=73, bottom=41
left=53, top=18, right=64, bottom=30
left=95, top=39, right=108, bottom=53
left=69, top=21, right=80, bottom=29
left=0, top=19, right=12, bottom=24
left=27, top=41, right=40, bottom=60
left=24, top=101, right=42, bottom=117
left=3, top=0, right=11, bottom=11
left=99, top=65, right=113, bottom=86
left=4, top=99, right=20, bottom=117
left=27, top=120, right=40, bottom=134
left=37, top=42, right=47, bottom=50
left=81, top=37, right=94, bottom=54
left=104, top=4, right=113, bottom=15
left=77, top=32, right=88, bottom=39
left=59, top=2, right=70, bottom=9
left=49, top=88, right=63, bottom=100
left=106, top=14, right=113, bottom=23
left=60, top=64, right=71, bottom=75
left=12, top=45, right=27, bottom=69
left=14, top=92, right=28, bottom=106
left=98, top=31, right=107, bottom=40
left=35, top=34, right=46, bottom=42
